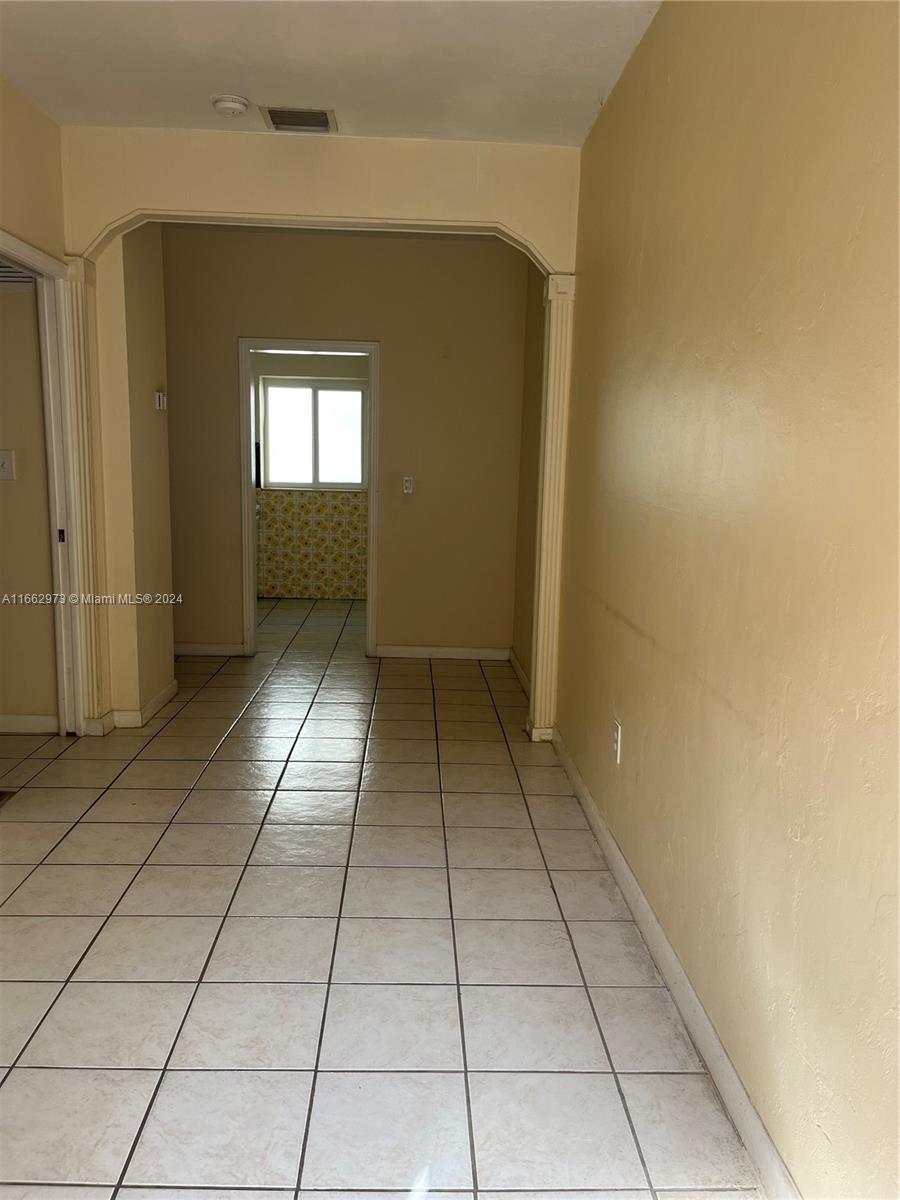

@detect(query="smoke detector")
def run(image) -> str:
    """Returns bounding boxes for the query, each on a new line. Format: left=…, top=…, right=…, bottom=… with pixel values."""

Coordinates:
left=211, top=94, right=250, bottom=119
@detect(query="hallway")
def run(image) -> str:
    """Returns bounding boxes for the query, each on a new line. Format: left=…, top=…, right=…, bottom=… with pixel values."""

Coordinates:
left=0, top=599, right=756, bottom=1194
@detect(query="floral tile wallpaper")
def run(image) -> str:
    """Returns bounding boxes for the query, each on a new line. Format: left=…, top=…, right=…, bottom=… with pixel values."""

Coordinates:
left=256, top=488, right=368, bottom=599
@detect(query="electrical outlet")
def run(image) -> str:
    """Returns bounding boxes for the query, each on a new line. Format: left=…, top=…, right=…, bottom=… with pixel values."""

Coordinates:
left=612, top=719, right=622, bottom=765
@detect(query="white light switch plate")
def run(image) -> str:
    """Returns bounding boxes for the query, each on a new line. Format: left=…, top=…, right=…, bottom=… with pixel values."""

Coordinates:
left=0, top=450, right=16, bottom=481
left=402, top=476, right=414, bottom=495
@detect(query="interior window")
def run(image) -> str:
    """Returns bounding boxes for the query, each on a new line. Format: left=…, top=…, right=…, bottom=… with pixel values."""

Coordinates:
left=260, top=379, right=365, bottom=488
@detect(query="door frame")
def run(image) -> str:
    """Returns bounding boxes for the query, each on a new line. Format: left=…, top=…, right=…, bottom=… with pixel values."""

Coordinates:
left=0, top=230, right=77, bottom=733
left=238, top=337, right=380, bottom=656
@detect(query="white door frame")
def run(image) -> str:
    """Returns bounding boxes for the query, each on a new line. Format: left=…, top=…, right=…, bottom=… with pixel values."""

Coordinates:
left=0, top=230, right=77, bottom=734
left=238, top=337, right=380, bottom=656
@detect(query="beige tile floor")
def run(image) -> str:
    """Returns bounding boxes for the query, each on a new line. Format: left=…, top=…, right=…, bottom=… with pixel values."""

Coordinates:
left=0, top=598, right=760, bottom=1198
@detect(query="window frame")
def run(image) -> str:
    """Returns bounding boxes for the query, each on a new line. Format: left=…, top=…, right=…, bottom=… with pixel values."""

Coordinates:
left=259, top=375, right=368, bottom=491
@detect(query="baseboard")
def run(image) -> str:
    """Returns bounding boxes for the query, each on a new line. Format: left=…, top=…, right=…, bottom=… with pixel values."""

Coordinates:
left=113, top=678, right=179, bottom=729
left=528, top=724, right=554, bottom=742
left=509, top=647, right=531, bottom=695
left=81, top=712, right=115, bottom=736
left=0, top=714, right=59, bottom=733
left=376, top=645, right=511, bottom=661
left=553, top=730, right=801, bottom=1200
left=175, top=642, right=247, bottom=656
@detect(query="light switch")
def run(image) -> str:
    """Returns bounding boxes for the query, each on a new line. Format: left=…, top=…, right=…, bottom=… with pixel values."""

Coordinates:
left=0, top=450, right=15, bottom=481
left=402, top=476, right=414, bottom=495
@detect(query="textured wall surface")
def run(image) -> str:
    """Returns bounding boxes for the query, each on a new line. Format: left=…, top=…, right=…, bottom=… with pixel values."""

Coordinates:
left=256, top=488, right=367, bottom=600
left=558, top=4, right=898, bottom=1197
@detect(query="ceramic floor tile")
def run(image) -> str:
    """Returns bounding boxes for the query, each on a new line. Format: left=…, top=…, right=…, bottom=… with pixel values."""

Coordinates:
left=364, top=738, right=437, bottom=763
left=620, top=1074, right=756, bottom=1189
left=213, top=736, right=296, bottom=760
left=0, top=864, right=136, bottom=915
left=350, top=825, right=446, bottom=867
left=360, top=762, right=440, bottom=791
left=231, top=865, right=345, bottom=916
left=0, top=981, right=61, bottom=1064
left=114, top=760, right=205, bottom=790
left=82, top=788, right=189, bottom=823
left=449, top=868, right=559, bottom=919
left=469, top=1072, right=646, bottom=1188
left=570, top=922, right=661, bottom=985
left=319, top=983, right=462, bottom=1069
left=170, top=982, right=326, bottom=1068
left=440, top=764, right=520, bottom=794
left=196, top=760, right=285, bottom=790
left=174, top=788, right=272, bottom=823
left=290, top=737, right=366, bottom=761
left=455, top=919, right=580, bottom=984
left=0, top=823, right=73, bottom=864
left=342, top=867, right=450, bottom=917
left=438, top=720, right=504, bottom=741
left=355, top=790, right=443, bottom=826
left=266, top=790, right=357, bottom=823
left=443, top=792, right=531, bottom=828
left=438, top=741, right=512, bottom=765
left=517, top=765, right=575, bottom=795
left=279, top=761, right=361, bottom=790
left=552, top=870, right=631, bottom=919
left=45, top=822, right=165, bottom=865
left=27, top=759, right=130, bottom=788
left=124, top=1070, right=312, bottom=1187
left=250, top=823, right=351, bottom=865
left=537, top=828, right=607, bottom=869
left=138, top=736, right=223, bottom=760
left=0, top=1066, right=158, bottom=1183
left=461, top=985, right=609, bottom=1070
left=115, top=865, right=242, bottom=916
left=332, top=917, right=456, bottom=983
left=0, top=788, right=102, bottom=822
left=0, top=915, right=103, bottom=980
left=204, top=916, right=337, bottom=982
left=21, top=981, right=193, bottom=1067
left=73, top=915, right=220, bottom=981
left=446, top=827, right=543, bottom=869
left=590, top=987, right=703, bottom=1071
left=526, top=795, right=589, bottom=829
left=509, top=742, right=562, bottom=766
left=148, top=823, right=257, bottom=865
left=301, top=1071, right=472, bottom=1188
left=0, top=864, right=30, bottom=903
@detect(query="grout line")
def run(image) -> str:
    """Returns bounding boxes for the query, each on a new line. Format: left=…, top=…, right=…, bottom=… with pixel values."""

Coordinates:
left=431, top=653, right=480, bottom=1197
left=476, top=657, right=660, bottom=1200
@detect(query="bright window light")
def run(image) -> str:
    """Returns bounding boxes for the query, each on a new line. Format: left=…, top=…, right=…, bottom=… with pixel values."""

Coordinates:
left=318, top=390, right=363, bottom=484
left=266, top=386, right=313, bottom=485
left=260, top=379, right=365, bottom=490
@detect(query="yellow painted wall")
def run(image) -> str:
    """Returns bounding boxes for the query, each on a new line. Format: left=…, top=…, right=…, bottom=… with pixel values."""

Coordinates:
left=162, top=225, right=530, bottom=651
left=60, top=125, right=579, bottom=272
left=0, top=284, right=56, bottom=719
left=511, top=262, right=545, bottom=684
left=558, top=4, right=898, bottom=1198
left=0, top=76, right=64, bottom=259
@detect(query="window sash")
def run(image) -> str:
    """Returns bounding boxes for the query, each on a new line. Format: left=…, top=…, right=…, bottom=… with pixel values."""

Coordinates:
left=260, top=377, right=366, bottom=490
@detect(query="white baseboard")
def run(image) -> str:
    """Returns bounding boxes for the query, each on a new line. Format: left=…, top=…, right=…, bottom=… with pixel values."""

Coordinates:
left=175, top=642, right=246, bottom=656
left=529, top=724, right=554, bottom=742
left=553, top=730, right=801, bottom=1200
left=376, top=645, right=511, bottom=661
left=0, top=714, right=59, bottom=733
left=113, top=678, right=178, bottom=729
left=509, top=647, right=531, bottom=695
left=80, top=711, right=116, bottom=736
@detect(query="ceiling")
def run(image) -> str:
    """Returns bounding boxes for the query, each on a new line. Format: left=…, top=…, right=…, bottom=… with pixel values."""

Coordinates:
left=0, top=1, right=657, bottom=146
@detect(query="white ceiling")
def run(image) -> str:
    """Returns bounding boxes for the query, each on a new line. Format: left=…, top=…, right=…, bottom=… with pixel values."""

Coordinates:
left=0, top=1, right=657, bottom=146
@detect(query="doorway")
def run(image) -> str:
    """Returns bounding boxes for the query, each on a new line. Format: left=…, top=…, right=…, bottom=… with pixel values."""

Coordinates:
left=239, top=338, right=379, bottom=657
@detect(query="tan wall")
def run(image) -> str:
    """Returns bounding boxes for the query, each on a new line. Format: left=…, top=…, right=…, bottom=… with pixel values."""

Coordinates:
left=0, top=284, right=56, bottom=719
left=558, top=5, right=898, bottom=1198
left=122, top=223, right=173, bottom=708
left=60, top=125, right=579, bottom=272
left=162, top=225, right=530, bottom=650
left=0, top=77, right=64, bottom=259
left=511, top=262, right=545, bottom=684
left=95, top=225, right=173, bottom=713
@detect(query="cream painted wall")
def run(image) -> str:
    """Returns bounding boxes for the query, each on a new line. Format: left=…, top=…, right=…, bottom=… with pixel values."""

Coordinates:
left=558, top=5, right=898, bottom=1198
left=60, top=125, right=579, bottom=272
left=0, top=76, right=65, bottom=259
left=511, top=262, right=545, bottom=683
left=0, top=284, right=56, bottom=719
left=94, top=225, right=173, bottom=714
left=162, top=225, right=530, bottom=651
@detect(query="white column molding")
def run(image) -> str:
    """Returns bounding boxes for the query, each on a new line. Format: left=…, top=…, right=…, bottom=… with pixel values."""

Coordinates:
left=59, top=258, right=112, bottom=733
left=529, top=272, right=576, bottom=740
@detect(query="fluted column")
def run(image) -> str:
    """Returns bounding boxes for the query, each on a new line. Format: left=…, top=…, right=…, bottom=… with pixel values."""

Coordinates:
left=529, top=273, right=576, bottom=740
left=59, top=258, right=111, bottom=732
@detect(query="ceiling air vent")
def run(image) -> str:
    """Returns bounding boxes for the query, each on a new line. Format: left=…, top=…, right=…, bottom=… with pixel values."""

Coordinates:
left=263, top=107, right=336, bottom=134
